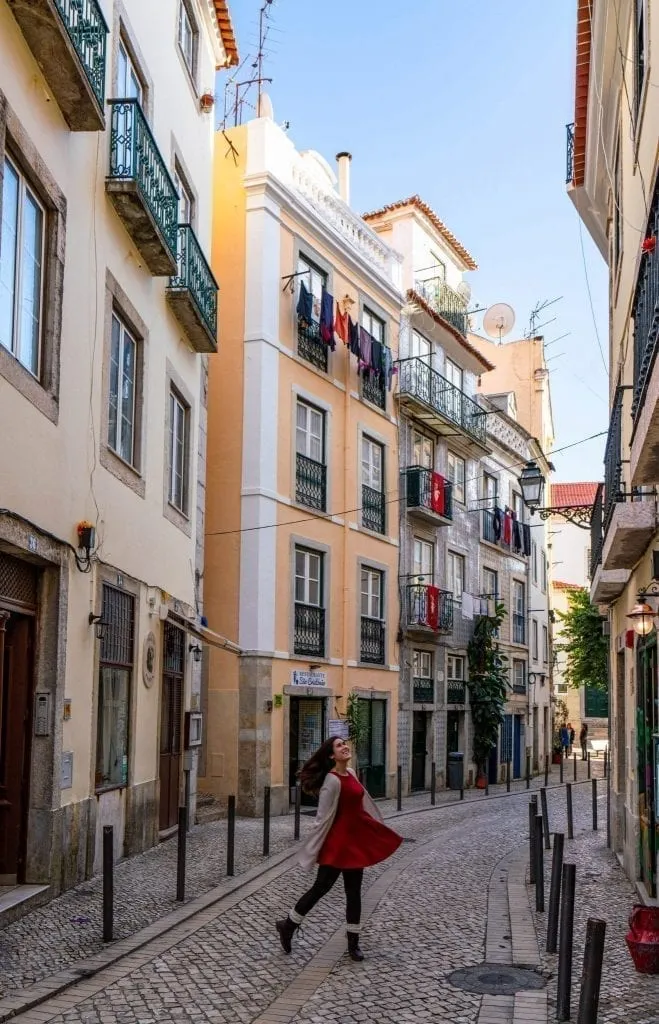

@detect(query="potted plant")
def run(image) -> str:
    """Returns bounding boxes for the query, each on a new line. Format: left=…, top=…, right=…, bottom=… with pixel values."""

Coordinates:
left=468, top=603, right=508, bottom=788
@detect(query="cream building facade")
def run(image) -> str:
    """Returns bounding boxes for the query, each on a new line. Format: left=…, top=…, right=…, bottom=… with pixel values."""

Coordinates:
left=567, top=0, right=659, bottom=898
left=0, top=0, right=236, bottom=904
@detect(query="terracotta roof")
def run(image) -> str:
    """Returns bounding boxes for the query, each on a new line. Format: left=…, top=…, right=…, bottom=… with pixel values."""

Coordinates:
left=550, top=482, right=599, bottom=508
left=363, top=196, right=478, bottom=270
left=406, top=289, right=494, bottom=373
left=212, top=1, right=239, bottom=66
left=570, top=0, right=592, bottom=187
left=553, top=581, right=585, bottom=591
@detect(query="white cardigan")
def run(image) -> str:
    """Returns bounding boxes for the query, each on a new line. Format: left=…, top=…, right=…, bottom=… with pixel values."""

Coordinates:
left=298, top=768, right=386, bottom=872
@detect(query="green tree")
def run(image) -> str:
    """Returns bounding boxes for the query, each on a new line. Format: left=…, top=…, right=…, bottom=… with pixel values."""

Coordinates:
left=468, top=603, right=509, bottom=779
left=556, top=587, right=607, bottom=692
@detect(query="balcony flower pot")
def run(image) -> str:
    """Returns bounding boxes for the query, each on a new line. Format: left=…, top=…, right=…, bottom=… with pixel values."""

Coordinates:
left=200, top=92, right=215, bottom=113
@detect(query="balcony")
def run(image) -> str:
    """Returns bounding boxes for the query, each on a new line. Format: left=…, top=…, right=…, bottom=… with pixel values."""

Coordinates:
left=405, top=467, right=453, bottom=526
left=482, top=508, right=528, bottom=557
left=9, top=0, right=108, bottom=130
left=361, top=371, right=386, bottom=410
left=106, top=99, right=179, bottom=276
left=295, top=454, right=327, bottom=512
left=565, top=122, right=575, bottom=184
left=397, top=357, right=488, bottom=450
left=590, top=562, right=631, bottom=605
left=414, top=277, right=468, bottom=338
left=166, top=225, right=218, bottom=353
left=294, top=603, right=325, bottom=658
left=297, top=318, right=328, bottom=372
left=447, top=681, right=466, bottom=704
left=630, top=179, right=659, bottom=484
left=362, top=485, right=385, bottom=534
left=512, top=614, right=526, bottom=645
left=512, top=677, right=527, bottom=696
left=404, top=584, right=453, bottom=634
left=413, top=678, right=434, bottom=703
left=360, top=617, right=385, bottom=665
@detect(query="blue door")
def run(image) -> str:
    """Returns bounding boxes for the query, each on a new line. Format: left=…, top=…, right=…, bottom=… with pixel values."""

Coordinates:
left=513, top=715, right=524, bottom=779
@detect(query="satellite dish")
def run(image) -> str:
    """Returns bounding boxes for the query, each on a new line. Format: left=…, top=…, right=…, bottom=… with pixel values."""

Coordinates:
left=483, top=303, right=516, bottom=343
left=456, top=280, right=472, bottom=304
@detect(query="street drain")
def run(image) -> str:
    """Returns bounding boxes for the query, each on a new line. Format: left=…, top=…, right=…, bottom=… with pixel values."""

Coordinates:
left=448, top=964, right=546, bottom=996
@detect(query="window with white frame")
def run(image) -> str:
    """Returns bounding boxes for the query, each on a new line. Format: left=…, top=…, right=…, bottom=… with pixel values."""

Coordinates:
left=412, top=429, right=434, bottom=469
left=532, top=542, right=538, bottom=583
left=447, top=551, right=465, bottom=601
left=0, top=155, right=45, bottom=378
left=483, top=567, right=498, bottom=601
left=512, top=659, right=526, bottom=693
left=178, top=0, right=197, bottom=78
left=295, top=548, right=323, bottom=606
left=168, top=388, right=190, bottom=513
left=413, top=649, right=433, bottom=680
left=512, top=491, right=524, bottom=521
left=296, top=400, right=324, bottom=463
left=482, top=471, right=497, bottom=504
left=173, top=165, right=194, bottom=226
left=297, top=254, right=326, bottom=322
left=362, top=306, right=384, bottom=343
left=362, top=436, right=383, bottom=490
left=117, top=40, right=142, bottom=101
left=532, top=619, right=538, bottom=661
left=109, top=312, right=138, bottom=466
left=444, top=357, right=463, bottom=391
left=361, top=567, right=383, bottom=620
left=447, top=654, right=465, bottom=681
left=96, top=584, right=134, bottom=790
left=410, top=330, right=431, bottom=363
left=543, top=624, right=549, bottom=663
left=413, top=538, right=434, bottom=583
left=447, top=451, right=466, bottom=504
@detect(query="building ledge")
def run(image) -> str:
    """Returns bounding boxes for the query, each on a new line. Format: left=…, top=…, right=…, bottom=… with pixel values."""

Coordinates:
left=602, top=501, right=655, bottom=570
left=590, top=564, right=631, bottom=604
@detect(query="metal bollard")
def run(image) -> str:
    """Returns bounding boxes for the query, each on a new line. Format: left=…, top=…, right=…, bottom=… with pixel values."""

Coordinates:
left=431, top=762, right=436, bottom=806
left=560, top=753, right=564, bottom=784
left=529, top=795, right=538, bottom=885
left=557, top=863, right=576, bottom=1021
left=526, top=753, right=531, bottom=790
left=460, top=783, right=464, bottom=801
left=546, top=832, right=565, bottom=954
left=294, top=781, right=301, bottom=840
left=102, top=825, right=113, bottom=943
left=227, top=795, right=236, bottom=876
left=606, top=764, right=611, bottom=849
left=396, top=765, right=402, bottom=811
left=485, top=777, right=490, bottom=795
left=534, top=815, right=545, bottom=912
left=545, top=757, right=549, bottom=787
left=573, top=753, right=577, bottom=782
left=592, top=779, right=598, bottom=831
left=506, top=760, right=511, bottom=793
left=184, top=769, right=191, bottom=832
left=564, top=782, right=573, bottom=839
left=587, top=752, right=591, bottom=780
left=540, top=787, right=551, bottom=850
left=176, top=806, right=187, bottom=902
left=577, top=918, right=606, bottom=1024
left=263, top=785, right=270, bottom=857
left=603, top=749, right=608, bottom=780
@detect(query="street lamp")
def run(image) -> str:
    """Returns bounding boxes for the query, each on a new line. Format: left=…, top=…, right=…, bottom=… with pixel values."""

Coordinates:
left=518, top=460, right=592, bottom=529
left=627, top=602, right=656, bottom=636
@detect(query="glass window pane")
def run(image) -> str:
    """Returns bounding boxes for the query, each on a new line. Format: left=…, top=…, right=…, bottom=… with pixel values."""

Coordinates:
left=120, top=332, right=135, bottom=463
left=0, top=159, right=19, bottom=355
left=96, top=666, right=129, bottom=788
left=18, top=189, right=43, bottom=375
left=109, top=315, right=121, bottom=451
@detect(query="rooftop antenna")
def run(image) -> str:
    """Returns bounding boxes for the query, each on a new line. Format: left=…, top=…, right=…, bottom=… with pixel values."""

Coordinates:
left=525, top=297, right=562, bottom=338
left=225, top=1, right=275, bottom=126
left=482, top=303, right=516, bottom=344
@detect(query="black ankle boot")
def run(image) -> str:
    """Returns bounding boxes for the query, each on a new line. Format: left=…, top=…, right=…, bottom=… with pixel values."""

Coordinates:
left=347, top=931, right=364, bottom=961
left=276, top=916, right=299, bottom=954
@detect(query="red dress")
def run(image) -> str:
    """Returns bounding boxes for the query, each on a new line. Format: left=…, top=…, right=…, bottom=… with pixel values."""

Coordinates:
left=318, top=771, right=403, bottom=869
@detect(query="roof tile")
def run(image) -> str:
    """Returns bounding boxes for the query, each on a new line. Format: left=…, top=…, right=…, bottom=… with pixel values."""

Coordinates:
left=550, top=482, right=599, bottom=508
left=363, top=195, right=477, bottom=270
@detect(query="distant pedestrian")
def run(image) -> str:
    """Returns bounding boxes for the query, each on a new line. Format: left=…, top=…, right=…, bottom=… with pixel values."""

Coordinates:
left=560, top=725, right=570, bottom=756
left=568, top=722, right=575, bottom=755
left=580, top=722, right=589, bottom=761
left=276, top=736, right=402, bottom=962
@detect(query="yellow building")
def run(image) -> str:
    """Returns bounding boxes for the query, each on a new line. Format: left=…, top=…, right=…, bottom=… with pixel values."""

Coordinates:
left=203, top=115, right=403, bottom=814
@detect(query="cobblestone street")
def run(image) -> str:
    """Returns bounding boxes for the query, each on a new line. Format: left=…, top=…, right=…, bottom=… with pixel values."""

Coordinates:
left=1, top=770, right=654, bottom=1024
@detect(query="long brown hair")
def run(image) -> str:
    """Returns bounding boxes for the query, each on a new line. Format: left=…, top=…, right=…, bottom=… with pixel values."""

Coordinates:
left=298, top=736, right=342, bottom=796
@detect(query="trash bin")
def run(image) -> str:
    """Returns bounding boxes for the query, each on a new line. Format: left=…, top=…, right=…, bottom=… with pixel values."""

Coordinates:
left=448, top=752, right=464, bottom=790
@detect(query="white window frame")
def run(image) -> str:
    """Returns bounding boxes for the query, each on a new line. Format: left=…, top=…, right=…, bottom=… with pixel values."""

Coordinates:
left=413, top=650, right=433, bottom=680
left=0, top=154, right=45, bottom=378
left=413, top=538, right=434, bottom=583
left=108, top=312, right=138, bottom=466
left=117, top=39, right=142, bottom=101
left=296, top=399, right=325, bottom=464
left=447, top=654, right=465, bottom=681
left=512, top=580, right=525, bottom=616
left=297, top=254, right=326, bottom=323
left=361, top=567, right=383, bottom=620
left=447, top=451, right=466, bottom=504
left=173, top=165, right=194, bottom=226
left=512, top=491, right=524, bottom=521
left=168, top=387, right=189, bottom=514
left=410, top=330, right=431, bottom=363
left=412, top=429, right=434, bottom=469
left=361, top=436, right=383, bottom=491
left=295, top=547, right=323, bottom=607
left=178, top=0, right=197, bottom=77
left=444, top=357, right=463, bottom=391
left=482, top=471, right=497, bottom=504
left=483, top=567, right=498, bottom=600
left=513, top=659, right=526, bottom=691
left=362, top=306, right=384, bottom=343
left=448, top=551, right=465, bottom=601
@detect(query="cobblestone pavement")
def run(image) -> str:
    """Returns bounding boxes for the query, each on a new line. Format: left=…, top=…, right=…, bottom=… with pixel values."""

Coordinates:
left=1, top=784, right=633, bottom=1024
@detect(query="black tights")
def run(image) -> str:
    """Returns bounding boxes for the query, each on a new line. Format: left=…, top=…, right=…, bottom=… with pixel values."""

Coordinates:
left=294, top=866, right=363, bottom=925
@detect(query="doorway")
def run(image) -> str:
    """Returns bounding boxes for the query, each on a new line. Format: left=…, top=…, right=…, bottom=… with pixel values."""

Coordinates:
left=411, top=711, right=430, bottom=791
left=357, top=698, right=387, bottom=797
left=513, top=715, right=525, bottom=779
left=532, top=707, right=539, bottom=772
left=289, top=697, right=326, bottom=806
left=636, top=635, right=657, bottom=897
left=159, top=623, right=184, bottom=832
left=0, top=612, right=34, bottom=883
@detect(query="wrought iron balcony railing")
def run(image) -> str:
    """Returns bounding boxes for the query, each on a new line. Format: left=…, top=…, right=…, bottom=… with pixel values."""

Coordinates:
left=167, top=224, right=218, bottom=350
left=512, top=677, right=527, bottom=695
left=512, top=613, right=526, bottom=645
left=361, top=371, right=386, bottom=409
left=590, top=482, right=604, bottom=579
left=404, top=584, right=453, bottom=633
left=360, top=617, right=385, bottom=665
left=414, top=277, right=468, bottom=338
left=56, top=0, right=108, bottom=107
left=297, top=318, right=328, bottom=372
left=632, top=179, right=659, bottom=421
left=405, top=467, right=453, bottom=521
left=362, top=485, right=385, bottom=534
left=566, top=122, right=575, bottom=184
left=447, top=681, right=466, bottom=704
left=413, top=678, right=434, bottom=703
left=603, top=388, right=624, bottom=534
left=293, top=603, right=325, bottom=657
left=107, top=99, right=179, bottom=271
left=397, top=357, right=486, bottom=444
left=295, top=453, right=327, bottom=511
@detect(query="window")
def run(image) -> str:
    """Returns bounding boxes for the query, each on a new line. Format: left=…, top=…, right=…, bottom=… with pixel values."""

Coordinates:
left=447, top=551, right=465, bottom=601
left=295, top=400, right=326, bottom=511
left=483, top=567, right=498, bottom=601
left=512, top=580, right=525, bottom=644
left=413, top=538, right=434, bottom=583
left=96, top=584, right=134, bottom=790
left=178, top=0, right=197, bottom=77
left=512, top=491, right=524, bottom=521
left=297, top=254, right=326, bottom=322
left=362, top=306, right=384, bottom=343
left=532, top=542, right=538, bottom=584
left=532, top=619, right=538, bottom=661
left=512, top=659, right=526, bottom=694
left=446, top=654, right=465, bottom=702
left=361, top=567, right=383, bottom=620
left=613, top=137, right=622, bottom=269
left=117, top=40, right=142, bottom=101
left=542, top=625, right=549, bottom=664
left=414, top=650, right=433, bottom=680
left=361, top=307, right=387, bottom=409
left=634, top=0, right=646, bottom=120
left=482, top=472, right=497, bottom=504
left=109, top=312, right=137, bottom=466
left=0, top=155, right=45, bottom=378
left=361, top=436, right=385, bottom=533
left=444, top=357, right=463, bottom=391
left=168, top=388, right=190, bottom=514
left=296, top=400, right=324, bottom=463
left=541, top=550, right=547, bottom=592
left=294, top=547, right=325, bottom=657
left=430, top=252, right=446, bottom=281
left=412, top=429, right=434, bottom=469
left=410, top=330, right=431, bottom=363
left=173, top=166, right=194, bottom=226
left=360, top=567, right=385, bottom=664
left=295, top=548, right=322, bottom=606
left=447, top=452, right=466, bottom=504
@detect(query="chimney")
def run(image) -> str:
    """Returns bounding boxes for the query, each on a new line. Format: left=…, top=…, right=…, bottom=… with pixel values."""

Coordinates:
left=336, top=152, right=352, bottom=205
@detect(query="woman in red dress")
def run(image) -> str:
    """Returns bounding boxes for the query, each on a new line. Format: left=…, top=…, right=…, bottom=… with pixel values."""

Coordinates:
left=276, top=735, right=402, bottom=961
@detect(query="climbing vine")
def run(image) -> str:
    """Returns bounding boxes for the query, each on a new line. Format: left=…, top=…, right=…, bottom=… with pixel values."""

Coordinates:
left=345, top=691, right=367, bottom=759
left=467, top=603, right=509, bottom=779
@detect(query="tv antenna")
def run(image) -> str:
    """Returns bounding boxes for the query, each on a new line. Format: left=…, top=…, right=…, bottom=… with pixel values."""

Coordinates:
left=482, top=303, right=516, bottom=343
left=525, top=297, right=562, bottom=338
left=223, top=1, right=275, bottom=127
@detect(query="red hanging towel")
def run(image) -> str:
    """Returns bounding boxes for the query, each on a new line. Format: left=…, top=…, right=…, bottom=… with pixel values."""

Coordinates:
left=503, top=510, right=512, bottom=546
left=334, top=307, right=349, bottom=345
left=431, top=472, right=445, bottom=516
left=427, top=586, right=440, bottom=629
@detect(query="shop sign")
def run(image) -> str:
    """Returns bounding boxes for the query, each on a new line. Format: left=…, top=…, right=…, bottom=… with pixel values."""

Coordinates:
left=291, top=670, right=327, bottom=687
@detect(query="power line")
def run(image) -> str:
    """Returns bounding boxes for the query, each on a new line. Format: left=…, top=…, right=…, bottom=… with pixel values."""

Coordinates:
left=576, top=211, right=608, bottom=376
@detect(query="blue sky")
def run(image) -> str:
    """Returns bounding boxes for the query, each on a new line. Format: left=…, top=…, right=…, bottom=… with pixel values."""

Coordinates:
left=226, top=0, right=608, bottom=482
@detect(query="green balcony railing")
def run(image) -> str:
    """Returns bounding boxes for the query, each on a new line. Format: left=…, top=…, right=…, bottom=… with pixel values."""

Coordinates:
left=170, top=225, right=219, bottom=340
left=55, top=0, right=108, bottom=107
left=108, top=99, right=179, bottom=261
left=566, top=122, right=575, bottom=184
left=414, top=277, right=468, bottom=337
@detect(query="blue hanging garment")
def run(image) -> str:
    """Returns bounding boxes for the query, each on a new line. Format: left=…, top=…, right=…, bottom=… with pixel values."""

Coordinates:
left=296, top=280, right=313, bottom=323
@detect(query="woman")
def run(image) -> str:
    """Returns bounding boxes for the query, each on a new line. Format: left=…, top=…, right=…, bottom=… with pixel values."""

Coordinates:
left=579, top=722, right=589, bottom=761
left=276, top=735, right=402, bottom=962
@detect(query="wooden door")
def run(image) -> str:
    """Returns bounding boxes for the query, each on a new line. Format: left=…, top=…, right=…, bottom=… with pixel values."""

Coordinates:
left=411, top=711, right=427, bottom=791
left=0, top=614, right=33, bottom=881
left=159, top=624, right=184, bottom=831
